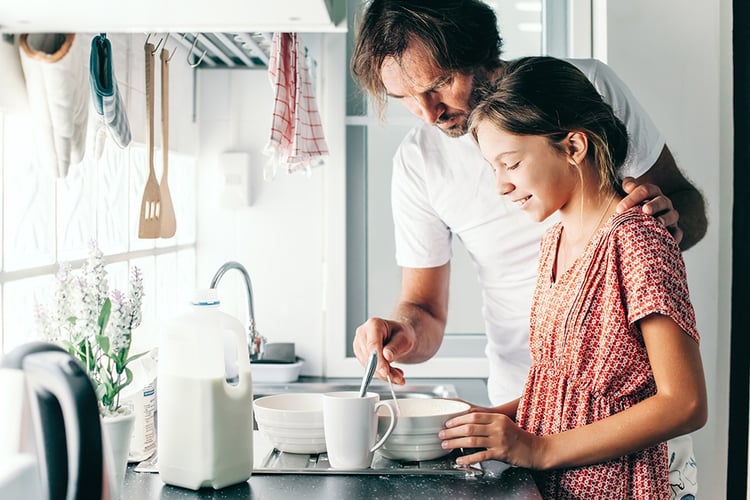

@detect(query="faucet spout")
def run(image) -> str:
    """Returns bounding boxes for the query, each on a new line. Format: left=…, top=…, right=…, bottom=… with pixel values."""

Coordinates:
left=209, top=261, right=265, bottom=360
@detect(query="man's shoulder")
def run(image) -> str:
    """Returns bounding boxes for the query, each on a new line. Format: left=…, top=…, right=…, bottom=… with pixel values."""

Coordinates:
left=563, top=58, right=611, bottom=80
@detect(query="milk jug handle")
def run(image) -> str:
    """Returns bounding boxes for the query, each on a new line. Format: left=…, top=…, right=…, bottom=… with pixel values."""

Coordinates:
left=225, top=324, right=252, bottom=396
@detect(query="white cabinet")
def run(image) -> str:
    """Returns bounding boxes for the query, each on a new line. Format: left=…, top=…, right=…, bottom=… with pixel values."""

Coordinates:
left=0, top=0, right=346, bottom=33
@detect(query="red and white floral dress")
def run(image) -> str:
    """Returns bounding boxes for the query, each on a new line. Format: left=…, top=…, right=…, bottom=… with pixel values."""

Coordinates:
left=516, top=208, right=699, bottom=499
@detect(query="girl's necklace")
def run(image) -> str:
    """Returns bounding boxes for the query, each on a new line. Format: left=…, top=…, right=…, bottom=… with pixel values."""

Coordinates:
left=557, top=192, right=617, bottom=276
left=589, top=192, right=617, bottom=241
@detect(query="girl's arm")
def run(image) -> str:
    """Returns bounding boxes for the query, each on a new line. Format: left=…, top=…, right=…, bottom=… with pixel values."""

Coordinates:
left=439, top=313, right=707, bottom=469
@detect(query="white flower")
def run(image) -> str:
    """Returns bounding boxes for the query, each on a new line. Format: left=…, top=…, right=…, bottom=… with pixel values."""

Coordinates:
left=34, top=241, right=146, bottom=415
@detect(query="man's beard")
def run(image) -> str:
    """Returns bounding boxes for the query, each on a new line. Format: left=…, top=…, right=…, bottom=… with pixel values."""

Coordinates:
left=433, top=72, right=490, bottom=138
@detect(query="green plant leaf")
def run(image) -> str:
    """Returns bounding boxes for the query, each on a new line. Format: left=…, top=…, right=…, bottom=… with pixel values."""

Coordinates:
left=127, top=351, right=149, bottom=364
left=122, top=366, right=133, bottom=390
left=97, top=297, right=112, bottom=336
left=96, top=335, right=110, bottom=353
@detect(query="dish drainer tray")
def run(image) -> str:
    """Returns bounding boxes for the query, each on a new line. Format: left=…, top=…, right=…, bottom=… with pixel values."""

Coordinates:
left=253, top=448, right=484, bottom=476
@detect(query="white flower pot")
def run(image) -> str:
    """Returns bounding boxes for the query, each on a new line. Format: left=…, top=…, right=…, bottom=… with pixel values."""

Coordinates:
left=101, top=409, right=135, bottom=500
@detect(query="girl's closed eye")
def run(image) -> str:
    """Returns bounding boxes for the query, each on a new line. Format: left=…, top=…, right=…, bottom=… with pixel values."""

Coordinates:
left=506, top=162, right=520, bottom=171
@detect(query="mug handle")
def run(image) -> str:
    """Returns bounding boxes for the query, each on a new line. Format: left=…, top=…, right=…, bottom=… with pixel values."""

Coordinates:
left=370, top=401, right=397, bottom=453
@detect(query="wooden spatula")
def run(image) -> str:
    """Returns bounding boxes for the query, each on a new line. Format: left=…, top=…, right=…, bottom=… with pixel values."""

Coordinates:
left=159, top=47, right=176, bottom=238
left=138, top=42, right=161, bottom=239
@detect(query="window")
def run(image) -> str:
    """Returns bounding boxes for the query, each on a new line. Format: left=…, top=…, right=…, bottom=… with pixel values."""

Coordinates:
left=0, top=34, right=197, bottom=354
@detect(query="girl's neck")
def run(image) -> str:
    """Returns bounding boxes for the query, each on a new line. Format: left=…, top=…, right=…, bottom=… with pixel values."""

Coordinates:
left=554, top=188, right=621, bottom=279
left=559, top=188, right=620, bottom=244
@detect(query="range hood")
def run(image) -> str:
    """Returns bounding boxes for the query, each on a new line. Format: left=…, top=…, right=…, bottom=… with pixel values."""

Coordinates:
left=0, top=0, right=346, bottom=34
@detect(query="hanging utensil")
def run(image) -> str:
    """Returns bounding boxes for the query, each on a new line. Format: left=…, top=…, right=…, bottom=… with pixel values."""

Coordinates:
left=358, top=351, right=378, bottom=398
left=158, top=47, right=176, bottom=238
left=138, top=41, right=161, bottom=239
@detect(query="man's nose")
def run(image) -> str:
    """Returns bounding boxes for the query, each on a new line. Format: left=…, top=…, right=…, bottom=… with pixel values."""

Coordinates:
left=412, top=94, right=444, bottom=124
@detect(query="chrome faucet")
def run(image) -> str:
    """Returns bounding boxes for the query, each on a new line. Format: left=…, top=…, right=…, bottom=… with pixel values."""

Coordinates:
left=209, top=261, right=266, bottom=360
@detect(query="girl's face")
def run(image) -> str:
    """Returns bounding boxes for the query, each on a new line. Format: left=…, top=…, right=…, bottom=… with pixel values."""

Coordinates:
left=475, top=121, right=581, bottom=222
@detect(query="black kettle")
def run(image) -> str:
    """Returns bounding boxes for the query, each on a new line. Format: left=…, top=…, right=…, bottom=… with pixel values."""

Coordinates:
left=0, top=341, right=104, bottom=499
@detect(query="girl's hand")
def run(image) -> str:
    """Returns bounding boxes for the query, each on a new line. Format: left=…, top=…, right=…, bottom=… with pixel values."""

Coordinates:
left=438, top=411, right=544, bottom=469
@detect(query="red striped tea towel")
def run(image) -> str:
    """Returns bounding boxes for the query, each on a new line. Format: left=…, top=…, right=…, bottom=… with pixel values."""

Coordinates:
left=264, top=33, right=328, bottom=176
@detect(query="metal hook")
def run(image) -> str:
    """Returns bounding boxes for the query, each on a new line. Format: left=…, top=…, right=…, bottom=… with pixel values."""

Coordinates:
left=161, top=33, right=177, bottom=62
left=187, top=34, right=207, bottom=68
left=145, top=33, right=163, bottom=53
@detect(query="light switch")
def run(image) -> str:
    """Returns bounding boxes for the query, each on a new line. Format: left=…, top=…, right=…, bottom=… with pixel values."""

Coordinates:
left=219, top=152, right=251, bottom=208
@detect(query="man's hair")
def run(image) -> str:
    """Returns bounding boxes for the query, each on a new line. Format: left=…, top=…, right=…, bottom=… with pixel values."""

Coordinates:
left=351, top=0, right=504, bottom=114
left=469, top=56, right=629, bottom=194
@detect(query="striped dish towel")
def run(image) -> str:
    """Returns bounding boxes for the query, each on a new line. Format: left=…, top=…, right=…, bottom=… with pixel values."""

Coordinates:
left=89, top=34, right=132, bottom=151
left=264, top=33, right=328, bottom=176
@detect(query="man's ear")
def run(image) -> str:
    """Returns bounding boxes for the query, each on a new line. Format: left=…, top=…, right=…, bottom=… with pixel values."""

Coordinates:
left=566, top=131, right=588, bottom=166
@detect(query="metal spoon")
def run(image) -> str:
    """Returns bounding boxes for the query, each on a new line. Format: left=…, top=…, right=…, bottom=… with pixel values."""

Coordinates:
left=359, top=351, right=378, bottom=397
left=386, top=374, right=401, bottom=416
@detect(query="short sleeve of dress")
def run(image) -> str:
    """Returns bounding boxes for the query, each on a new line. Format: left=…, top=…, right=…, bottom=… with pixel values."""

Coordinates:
left=611, top=210, right=699, bottom=343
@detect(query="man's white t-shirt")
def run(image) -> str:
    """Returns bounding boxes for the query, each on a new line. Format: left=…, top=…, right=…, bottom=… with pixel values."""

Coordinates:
left=391, top=58, right=666, bottom=405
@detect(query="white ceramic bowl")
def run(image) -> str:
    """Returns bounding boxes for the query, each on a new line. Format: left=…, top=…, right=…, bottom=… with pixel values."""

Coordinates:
left=377, top=398, right=470, bottom=461
left=253, top=393, right=326, bottom=454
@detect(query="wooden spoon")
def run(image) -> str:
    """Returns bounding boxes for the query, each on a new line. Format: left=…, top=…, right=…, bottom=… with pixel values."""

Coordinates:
left=138, top=42, right=161, bottom=239
left=158, top=48, right=176, bottom=238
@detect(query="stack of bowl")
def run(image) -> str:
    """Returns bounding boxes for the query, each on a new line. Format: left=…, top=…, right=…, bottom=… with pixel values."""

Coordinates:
left=377, top=398, right=470, bottom=461
left=253, top=393, right=326, bottom=454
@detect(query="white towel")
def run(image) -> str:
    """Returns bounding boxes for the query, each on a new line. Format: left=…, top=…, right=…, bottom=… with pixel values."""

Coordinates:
left=0, top=35, right=29, bottom=114
left=264, top=33, right=328, bottom=176
left=19, top=33, right=89, bottom=178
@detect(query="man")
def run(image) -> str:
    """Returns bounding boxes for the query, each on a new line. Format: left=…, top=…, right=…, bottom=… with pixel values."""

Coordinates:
left=350, top=0, right=706, bottom=497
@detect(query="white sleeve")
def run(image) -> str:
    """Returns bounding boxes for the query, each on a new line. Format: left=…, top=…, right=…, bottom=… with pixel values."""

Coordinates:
left=571, top=59, right=666, bottom=179
left=391, top=135, right=452, bottom=268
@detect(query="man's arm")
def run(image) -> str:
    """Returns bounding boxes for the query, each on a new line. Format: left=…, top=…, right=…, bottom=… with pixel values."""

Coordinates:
left=617, top=145, right=707, bottom=250
left=353, top=264, right=450, bottom=384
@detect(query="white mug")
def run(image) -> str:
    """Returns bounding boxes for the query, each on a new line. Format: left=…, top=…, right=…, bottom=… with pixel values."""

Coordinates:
left=323, top=391, right=397, bottom=469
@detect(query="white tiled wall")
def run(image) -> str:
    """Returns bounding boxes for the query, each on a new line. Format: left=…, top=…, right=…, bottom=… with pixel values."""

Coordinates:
left=0, top=33, right=199, bottom=355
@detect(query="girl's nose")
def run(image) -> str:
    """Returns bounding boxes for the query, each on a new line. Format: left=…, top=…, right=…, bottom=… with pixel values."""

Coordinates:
left=495, top=171, right=514, bottom=197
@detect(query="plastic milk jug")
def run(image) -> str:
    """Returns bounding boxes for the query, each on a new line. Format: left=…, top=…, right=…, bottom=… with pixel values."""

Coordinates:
left=157, top=289, right=253, bottom=490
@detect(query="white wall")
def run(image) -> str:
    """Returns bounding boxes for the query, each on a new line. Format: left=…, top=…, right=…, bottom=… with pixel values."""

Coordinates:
left=194, top=33, right=346, bottom=377
left=603, top=0, right=732, bottom=495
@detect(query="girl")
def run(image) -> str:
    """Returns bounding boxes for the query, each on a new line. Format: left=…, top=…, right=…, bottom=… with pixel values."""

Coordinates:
left=439, top=57, right=707, bottom=499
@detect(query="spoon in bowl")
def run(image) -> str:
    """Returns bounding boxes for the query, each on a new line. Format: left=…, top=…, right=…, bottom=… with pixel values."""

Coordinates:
left=386, top=374, right=401, bottom=416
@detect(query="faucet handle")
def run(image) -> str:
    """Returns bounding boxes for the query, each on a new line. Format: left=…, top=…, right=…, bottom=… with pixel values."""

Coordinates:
left=248, top=329, right=267, bottom=361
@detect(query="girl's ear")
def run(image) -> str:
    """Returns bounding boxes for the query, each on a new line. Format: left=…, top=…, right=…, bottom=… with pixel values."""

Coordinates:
left=565, top=131, right=588, bottom=166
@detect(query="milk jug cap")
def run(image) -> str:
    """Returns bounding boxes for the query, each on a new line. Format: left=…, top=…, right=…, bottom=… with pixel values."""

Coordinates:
left=191, top=288, right=220, bottom=306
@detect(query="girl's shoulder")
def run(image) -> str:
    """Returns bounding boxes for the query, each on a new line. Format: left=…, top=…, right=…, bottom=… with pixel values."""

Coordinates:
left=606, top=207, right=677, bottom=248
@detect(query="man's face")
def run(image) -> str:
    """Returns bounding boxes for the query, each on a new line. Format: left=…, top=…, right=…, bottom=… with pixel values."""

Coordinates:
left=380, top=44, right=487, bottom=138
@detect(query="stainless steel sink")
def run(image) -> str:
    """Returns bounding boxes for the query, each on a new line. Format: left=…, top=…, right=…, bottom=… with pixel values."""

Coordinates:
left=253, top=380, right=458, bottom=400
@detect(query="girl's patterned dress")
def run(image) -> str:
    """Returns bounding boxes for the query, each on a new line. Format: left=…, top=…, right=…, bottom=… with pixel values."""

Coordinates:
left=516, top=208, right=699, bottom=499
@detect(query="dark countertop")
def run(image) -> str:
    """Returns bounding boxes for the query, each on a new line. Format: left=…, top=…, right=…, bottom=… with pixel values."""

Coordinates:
left=123, top=378, right=542, bottom=499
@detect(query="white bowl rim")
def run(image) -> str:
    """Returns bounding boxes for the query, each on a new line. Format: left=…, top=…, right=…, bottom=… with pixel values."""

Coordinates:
left=253, top=393, right=324, bottom=412
left=378, top=398, right=470, bottom=417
